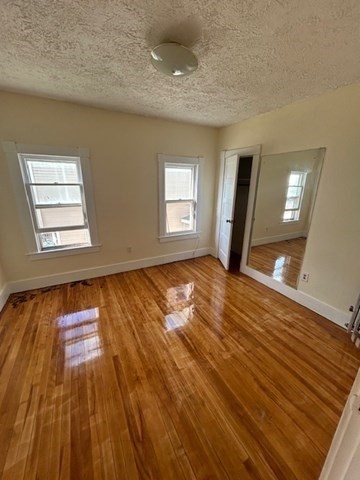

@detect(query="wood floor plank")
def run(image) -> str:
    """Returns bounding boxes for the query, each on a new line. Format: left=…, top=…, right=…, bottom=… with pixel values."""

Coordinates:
left=0, top=256, right=359, bottom=479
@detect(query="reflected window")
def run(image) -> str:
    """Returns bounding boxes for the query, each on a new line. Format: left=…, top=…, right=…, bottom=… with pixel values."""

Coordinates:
left=165, top=306, right=194, bottom=331
left=166, top=282, right=194, bottom=305
left=57, top=307, right=103, bottom=367
left=274, top=256, right=286, bottom=270
left=272, top=255, right=291, bottom=282
left=165, top=283, right=194, bottom=331
left=282, top=171, right=307, bottom=222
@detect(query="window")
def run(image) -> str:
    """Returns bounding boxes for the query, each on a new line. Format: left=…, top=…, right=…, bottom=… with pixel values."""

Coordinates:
left=158, top=155, right=201, bottom=241
left=282, top=171, right=307, bottom=222
left=3, top=142, right=99, bottom=258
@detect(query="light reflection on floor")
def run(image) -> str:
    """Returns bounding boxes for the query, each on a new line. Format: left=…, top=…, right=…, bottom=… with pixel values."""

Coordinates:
left=165, top=283, right=194, bottom=331
left=272, top=255, right=291, bottom=283
left=57, top=307, right=103, bottom=367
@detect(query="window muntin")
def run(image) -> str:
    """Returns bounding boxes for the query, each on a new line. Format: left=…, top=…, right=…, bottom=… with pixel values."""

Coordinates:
left=159, top=156, right=200, bottom=239
left=282, top=171, right=307, bottom=222
left=19, top=154, right=92, bottom=251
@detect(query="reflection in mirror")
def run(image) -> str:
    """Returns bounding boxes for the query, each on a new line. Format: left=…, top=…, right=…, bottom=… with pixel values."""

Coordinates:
left=247, top=148, right=325, bottom=289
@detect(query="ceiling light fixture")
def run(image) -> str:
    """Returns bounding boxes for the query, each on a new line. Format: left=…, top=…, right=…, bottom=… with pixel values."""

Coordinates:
left=150, top=43, right=198, bottom=77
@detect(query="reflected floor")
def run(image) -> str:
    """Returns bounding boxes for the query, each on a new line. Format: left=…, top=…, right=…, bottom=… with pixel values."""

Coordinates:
left=248, top=237, right=307, bottom=288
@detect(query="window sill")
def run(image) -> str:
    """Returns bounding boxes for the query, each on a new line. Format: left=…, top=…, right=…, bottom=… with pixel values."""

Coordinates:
left=27, top=244, right=101, bottom=261
left=158, top=232, right=200, bottom=243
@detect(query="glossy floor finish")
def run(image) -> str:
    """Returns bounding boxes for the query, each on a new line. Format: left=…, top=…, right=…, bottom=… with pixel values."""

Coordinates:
left=248, top=237, right=307, bottom=288
left=0, top=256, right=359, bottom=480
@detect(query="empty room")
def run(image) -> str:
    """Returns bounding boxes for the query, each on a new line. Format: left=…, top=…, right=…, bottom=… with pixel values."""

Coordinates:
left=0, top=1, right=360, bottom=479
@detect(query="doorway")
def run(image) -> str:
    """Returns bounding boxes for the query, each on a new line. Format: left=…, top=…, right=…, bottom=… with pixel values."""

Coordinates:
left=216, top=145, right=261, bottom=272
left=229, top=156, right=253, bottom=271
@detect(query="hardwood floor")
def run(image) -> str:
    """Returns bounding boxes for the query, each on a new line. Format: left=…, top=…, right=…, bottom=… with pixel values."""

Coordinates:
left=248, top=237, right=307, bottom=288
left=0, top=256, right=359, bottom=480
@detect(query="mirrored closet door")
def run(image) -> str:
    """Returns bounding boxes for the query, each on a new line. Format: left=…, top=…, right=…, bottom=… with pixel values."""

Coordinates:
left=247, top=148, right=325, bottom=289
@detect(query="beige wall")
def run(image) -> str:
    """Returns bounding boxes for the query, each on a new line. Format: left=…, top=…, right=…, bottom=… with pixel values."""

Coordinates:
left=219, top=82, right=360, bottom=312
left=252, top=148, right=322, bottom=242
left=1, top=83, right=359, bottom=315
left=0, top=91, right=217, bottom=282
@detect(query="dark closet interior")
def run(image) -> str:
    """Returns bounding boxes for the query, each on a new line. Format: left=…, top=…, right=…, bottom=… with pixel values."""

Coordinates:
left=229, top=156, right=253, bottom=271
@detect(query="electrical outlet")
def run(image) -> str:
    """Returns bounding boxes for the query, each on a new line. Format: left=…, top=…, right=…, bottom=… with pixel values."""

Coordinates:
left=301, top=273, right=309, bottom=282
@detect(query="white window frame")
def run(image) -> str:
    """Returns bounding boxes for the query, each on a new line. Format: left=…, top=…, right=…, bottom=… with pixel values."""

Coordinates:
left=2, top=142, right=100, bottom=259
left=282, top=170, right=307, bottom=223
left=158, top=154, right=202, bottom=242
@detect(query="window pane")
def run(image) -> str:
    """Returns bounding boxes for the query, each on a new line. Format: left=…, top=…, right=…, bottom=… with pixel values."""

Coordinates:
left=35, top=206, right=85, bottom=228
left=285, top=196, right=300, bottom=210
left=289, top=173, right=302, bottom=186
left=287, top=186, right=302, bottom=197
left=39, top=229, right=90, bottom=249
left=283, top=210, right=295, bottom=221
left=166, top=202, right=194, bottom=234
left=30, top=185, right=81, bottom=205
left=165, top=166, right=193, bottom=200
left=26, top=159, right=79, bottom=184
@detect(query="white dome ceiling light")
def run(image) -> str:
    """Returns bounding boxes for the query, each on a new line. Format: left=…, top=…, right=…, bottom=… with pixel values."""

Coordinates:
left=150, top=43, right=198, bottom=77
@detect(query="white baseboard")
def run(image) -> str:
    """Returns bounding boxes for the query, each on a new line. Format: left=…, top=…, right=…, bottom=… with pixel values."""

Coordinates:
left=0, top=284, right=10, bottom=313
left=2, top=247, right=350, bottom=330
left=251, top=231, right=307, bottom=247
left=241, top=265, right=349, bottom=328
left=5, top=247, right=212, bottom=297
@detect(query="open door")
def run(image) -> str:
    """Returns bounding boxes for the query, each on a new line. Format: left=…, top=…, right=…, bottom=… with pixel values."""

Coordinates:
left=218, top=154, right=239, bottom=269
left=320, top=368, right=360, bottom=480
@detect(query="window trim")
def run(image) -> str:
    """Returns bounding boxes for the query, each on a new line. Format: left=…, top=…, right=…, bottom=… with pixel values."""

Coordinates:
left=282, top=171, right=307, bottom=224
left=158, top=154, right=202, bottom=242
left=2, top=142, right=100, bottom=259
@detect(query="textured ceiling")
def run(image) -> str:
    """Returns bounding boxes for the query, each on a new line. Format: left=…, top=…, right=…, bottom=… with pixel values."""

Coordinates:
left=1, top=0, right=360, bottom=127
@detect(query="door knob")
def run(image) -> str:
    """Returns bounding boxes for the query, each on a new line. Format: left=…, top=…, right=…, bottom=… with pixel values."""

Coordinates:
left=226, top=219, right=234, bottom=224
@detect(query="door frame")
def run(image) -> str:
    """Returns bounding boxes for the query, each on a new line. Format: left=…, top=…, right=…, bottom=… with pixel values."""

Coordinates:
left=215, top=145, right=261, bottom=272
left=319, top=367, right=360, bottom=479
